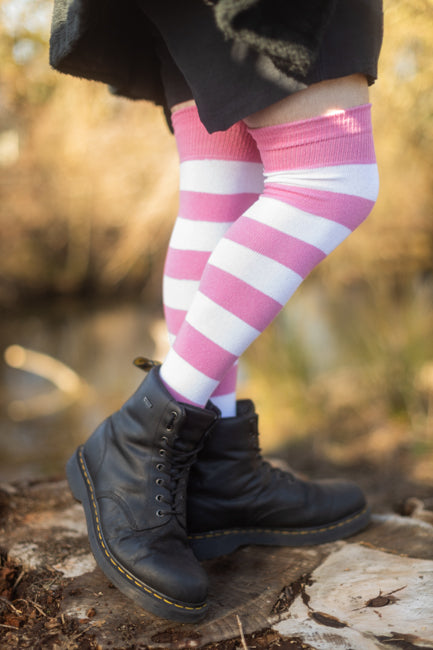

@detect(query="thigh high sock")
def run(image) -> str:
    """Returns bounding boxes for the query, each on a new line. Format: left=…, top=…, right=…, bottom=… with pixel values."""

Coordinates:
left=163, top=106, right=263, bottom=416
left=160, top=104, right=379, bottom=408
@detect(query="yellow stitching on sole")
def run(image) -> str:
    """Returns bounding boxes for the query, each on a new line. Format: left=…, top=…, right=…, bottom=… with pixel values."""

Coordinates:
left=188, top=506, right=369, bottom=541
left=77, top=447, right=206, bottom=613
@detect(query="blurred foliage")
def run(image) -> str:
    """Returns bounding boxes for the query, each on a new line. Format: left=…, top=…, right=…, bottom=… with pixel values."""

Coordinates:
left=319, top=0, right=433, bottom=288
left=0, top=0, right=432, bottom=304
left=0, top=0, right=178, bottom=306
left=0, top=0, right=433, bottom=488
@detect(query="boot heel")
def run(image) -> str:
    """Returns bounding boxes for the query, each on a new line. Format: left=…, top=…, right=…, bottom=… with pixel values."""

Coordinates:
left=66, top=449, right=86, bottom=503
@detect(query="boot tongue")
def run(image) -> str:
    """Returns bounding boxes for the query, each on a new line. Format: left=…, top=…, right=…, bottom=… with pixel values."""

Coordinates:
left=173, top=403, right=218, bottom=453
left=169, top=405, right=218, bottom=528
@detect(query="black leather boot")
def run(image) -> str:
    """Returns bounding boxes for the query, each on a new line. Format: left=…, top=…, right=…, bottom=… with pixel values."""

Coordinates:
left=187, top=400, right=370, bottom=560
left=66, top=364, right=218, bottom=622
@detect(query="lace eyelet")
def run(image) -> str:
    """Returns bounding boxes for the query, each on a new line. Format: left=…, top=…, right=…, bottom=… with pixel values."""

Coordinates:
left=159, top=449, right=166, bottom=457
left=155, top=494, right=163, bottom=502
left=156, top=510, right=164, bottom=517
left=155, top=478, right=163, bottom=486
left=156, top=463, right=165, bottom=471
left=166, top=410, right=178, bottom=431
left=161, top=435, right=168, bottom=443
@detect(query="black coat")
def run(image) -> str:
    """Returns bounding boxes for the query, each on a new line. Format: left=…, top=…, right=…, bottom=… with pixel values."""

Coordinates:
left=49, top=0, right=337, bottom=105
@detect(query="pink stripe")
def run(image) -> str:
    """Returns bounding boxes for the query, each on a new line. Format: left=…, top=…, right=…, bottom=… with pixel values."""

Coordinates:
left=173, top=322, right=237, bottom=380
left=172, top=106, right=261, bottom=162
left=164, top=306, right=186, bottom=337
left=264, top=185, right=375, bottom=230
left=200, top=266, right=282, bottom=331
left=163, top=313, right=239, bottom=393
left=164, top=249, right=210, bottom=280
left=179, top=191, right=259, bottom=222
left=226, top=217, right=325, bottom=278
left=211, top=364, right=238, bottom=397
left=248, top=105, right=376, bottom=171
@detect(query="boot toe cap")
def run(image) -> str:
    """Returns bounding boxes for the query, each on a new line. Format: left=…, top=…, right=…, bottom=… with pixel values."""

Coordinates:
left=317, top=478, right=367, bottom=522
left=109, top=531, right=208, bottom=605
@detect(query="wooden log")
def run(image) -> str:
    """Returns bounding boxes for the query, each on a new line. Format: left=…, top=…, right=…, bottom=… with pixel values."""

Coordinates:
left=0, top=480, right=432, bottom=649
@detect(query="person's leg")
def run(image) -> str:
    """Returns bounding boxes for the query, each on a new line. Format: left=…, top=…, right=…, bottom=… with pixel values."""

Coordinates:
left=159, top=74, right=378, bottom=407
left=163, top=103, right=263, bottom=416
left=181, top=74, right=379, bottom=558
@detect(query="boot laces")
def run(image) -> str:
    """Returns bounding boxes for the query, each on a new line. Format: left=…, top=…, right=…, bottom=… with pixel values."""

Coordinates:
left=132, top=357, right=208, bottom=517
left=132, top=357, right=210, bottom=518
left=156, top=426, right=207, bottom=519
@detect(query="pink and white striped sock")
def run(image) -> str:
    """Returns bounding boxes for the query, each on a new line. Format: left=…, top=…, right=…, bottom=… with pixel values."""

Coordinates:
left=160, top=104, right=379, bottom=409
left=163, top=106, right=263, bottom=416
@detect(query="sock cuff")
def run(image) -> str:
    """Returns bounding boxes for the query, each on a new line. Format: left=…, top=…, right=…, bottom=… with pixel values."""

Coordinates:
left=247, top=103, right=376, bottom=170
left=172, top=105, right=262, bottom=163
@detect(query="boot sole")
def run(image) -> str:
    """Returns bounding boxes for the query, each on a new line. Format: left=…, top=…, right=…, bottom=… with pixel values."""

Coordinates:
left=188, top=506, right=371, bottom=561
left=66, top=447, right=208, bottom=623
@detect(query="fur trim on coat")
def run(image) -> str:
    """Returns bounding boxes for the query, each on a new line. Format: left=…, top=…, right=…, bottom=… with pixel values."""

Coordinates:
left=209, top=0, right=337, bottom=77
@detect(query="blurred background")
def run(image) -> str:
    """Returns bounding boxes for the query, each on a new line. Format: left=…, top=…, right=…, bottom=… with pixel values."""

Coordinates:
left=0, top=0, right=432, bottom=513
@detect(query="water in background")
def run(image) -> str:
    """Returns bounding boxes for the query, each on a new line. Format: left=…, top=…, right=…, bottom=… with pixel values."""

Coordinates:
left=0, top=299, right=167, bottom=482
left=1, top=278, right=433, bottom=483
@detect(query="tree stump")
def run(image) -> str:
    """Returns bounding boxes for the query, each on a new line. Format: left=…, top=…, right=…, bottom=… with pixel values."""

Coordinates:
left=1, top=480, right=433, bottom=649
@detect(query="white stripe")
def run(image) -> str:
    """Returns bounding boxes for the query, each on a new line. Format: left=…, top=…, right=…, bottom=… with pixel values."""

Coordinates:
left=180, top=160, right=264, bottom=194
left=211, top=393, right=237, bottom=417
left=168, top=217, right=231, bottom=251
left=264, top=164, right=379, bottom=201
left=244, top=196, right=352, bottom=254
left=208, top=239, right=303, bottom=304
left=185, top=292, right=260, bottom=356
left=160, top=349, right=219, bottom=405
left=163, top=276, right=199, bottom=310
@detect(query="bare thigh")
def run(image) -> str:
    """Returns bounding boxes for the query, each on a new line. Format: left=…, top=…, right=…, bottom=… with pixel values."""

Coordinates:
left=243, top=74, right=369, bottom=128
